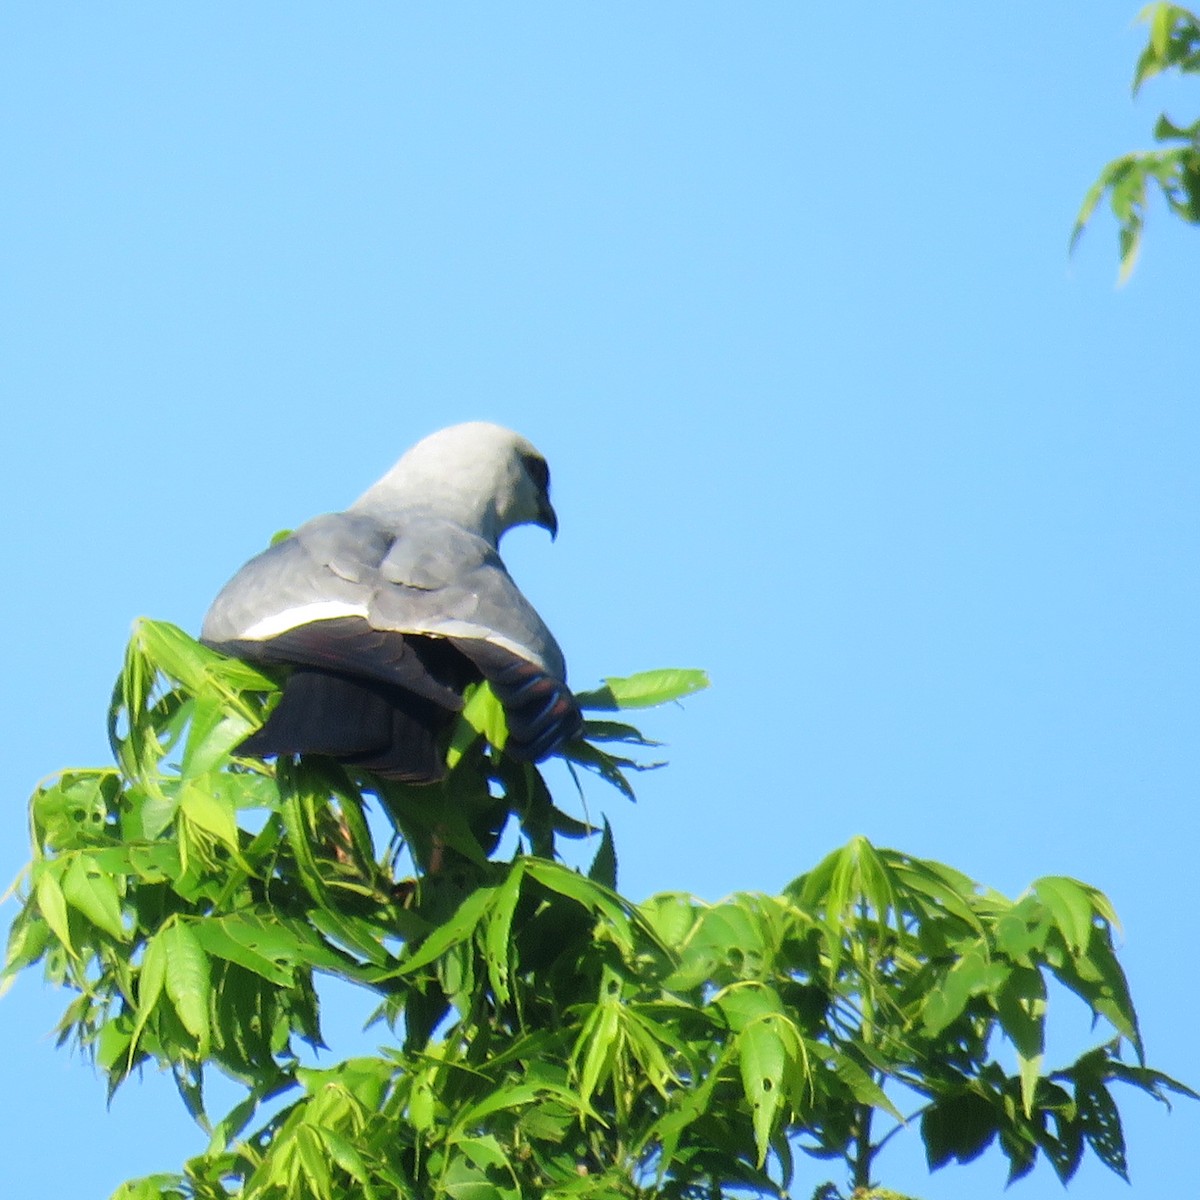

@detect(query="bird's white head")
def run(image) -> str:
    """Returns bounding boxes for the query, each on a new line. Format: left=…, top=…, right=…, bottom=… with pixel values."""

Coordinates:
left=350, top=421, right=558, bottom=546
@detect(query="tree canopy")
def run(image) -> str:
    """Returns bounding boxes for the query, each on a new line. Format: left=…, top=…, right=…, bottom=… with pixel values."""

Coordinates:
left=1075, top=2, right=1200, bottom=279
left=3, top=621, right=1192, bottom=1200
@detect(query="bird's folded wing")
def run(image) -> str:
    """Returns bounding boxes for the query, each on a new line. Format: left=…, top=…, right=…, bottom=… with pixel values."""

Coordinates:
left=203, top=511, right=571, bottom=698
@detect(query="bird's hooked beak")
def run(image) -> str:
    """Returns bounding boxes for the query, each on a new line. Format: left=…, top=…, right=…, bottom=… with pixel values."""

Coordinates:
left=537, top=495, right=559, bottom=541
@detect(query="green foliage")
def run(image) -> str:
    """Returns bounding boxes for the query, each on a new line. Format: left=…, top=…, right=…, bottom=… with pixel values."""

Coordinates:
left=1075, top=3, right=1200, bottom=280
left=4, top=621, right=1192, bottom=1199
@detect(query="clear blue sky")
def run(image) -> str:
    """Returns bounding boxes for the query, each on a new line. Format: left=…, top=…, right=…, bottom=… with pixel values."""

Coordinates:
left=2, top=4, right=1196, bottom=1197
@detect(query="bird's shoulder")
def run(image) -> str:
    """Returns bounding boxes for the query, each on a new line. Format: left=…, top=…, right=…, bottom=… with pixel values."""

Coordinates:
left=291, top=511, right=396, bottom=582
left=376, top=514, right=504, bottom=591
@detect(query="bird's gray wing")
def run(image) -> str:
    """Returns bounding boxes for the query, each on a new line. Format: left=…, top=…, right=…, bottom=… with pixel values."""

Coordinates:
left=202, top=511, right=579, bottom=760
left=368, top=514, right=568, bottom=681
left=201, top=512, right=387, bottom=642
left=368, top=516, right=580, bottom=759
left=200, top=512, right=468, bottom=708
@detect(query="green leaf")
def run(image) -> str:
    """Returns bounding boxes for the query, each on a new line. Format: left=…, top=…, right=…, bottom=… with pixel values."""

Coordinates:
left=922, top=948, right=1009, bottom=1036
left=88, top=842, right=180, bottom=883
left=405, top=1066, right=437, bottom=1131
left=180, top=696, right=255, bottom=779
left=738, top=1014, right=788, bottom=1166
left=485, top=863, right=524, bottom=1006
left=179, top=781, right=242, bottom=855
left=447, top=682, right=509, bottom=769
left=995, top=966, right=1046, bottom=1116
left=578, top=719, right=661, bottom=746
left=716, top=980, right=786, bottom=1033
left=575, top=668, right=709, bottom=710
left=442, top=1144, right=513, bottom=1200
left=2, top=908, right=51, bottom=982
left=455, top=1079, right=593, bottom=1132
left=161, top=921, right=212, bottom=1050
left=1070, top=175, right=1107, bottom=254
left=316, top=1126, right=374, bottom=1194
left=129, top=927, right=169, bottom=1063
left=1034, top=877, right=1096, bottom=953
left=62, top=854, right=127, bottom=941
left=587, top=817, right=618, bottom=889
left=190, top=913, right=301, bottom=986
left=136, top=618, right=274, bottom=695
left=889, top=852, right=983, bottom=932
left=922, top=1090, right=997, bottom=1169
left=33, top=771, right=119, bottom=852
left=994, top=903, right=1048, bottom=963
left=1078, top=1080, right=1128, bottom=1180
left=574, top=989, right=622, bottom=1104
left=663, top=895, right=768, bottom=990
left=1048, top=940, right=1142, bottom=1053
left=563, top=740, right=643, bottom=801
left=400, top=884, right=498, bottom=975
left=829, top=1049, right=904, bottom=1122
left=309, top=908, right=407, bottom=967
left=294, top=1125, right=333, bottom=1198
left=638, top=892, right=698, bottom=951
left=34, top=864, right=75, bottom=956
left=1104, top=1058, right=1200, bottom=1104
left=523, top=859, right=643, bottom=952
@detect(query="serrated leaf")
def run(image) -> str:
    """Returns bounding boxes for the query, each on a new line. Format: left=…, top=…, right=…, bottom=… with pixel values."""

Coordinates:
left=136, top=617, right=275, bottom=696
left=400, top=885, right=497, bottom=974
left=829, top=1050, right=904, bottom=1122
left=523, top=859, right=645, bottom=952
left=1078, top=1080, right=1128, bottom=1179
left=587, top=817, right=618, bottom=889
left=309, top=907, right=406, bottom=966
left=563, top=740, right=642, bottom=800
left=294, top=1125, right=333, bottom=1198
left=575, top=994, right=621, bottom=1104
left=485, top=863, right=524, bottom=1006
left=579, top=719, right=661, bottom=746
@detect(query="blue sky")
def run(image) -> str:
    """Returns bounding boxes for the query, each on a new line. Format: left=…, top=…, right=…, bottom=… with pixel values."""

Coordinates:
left=2, top=4, right=1197, bottom=1197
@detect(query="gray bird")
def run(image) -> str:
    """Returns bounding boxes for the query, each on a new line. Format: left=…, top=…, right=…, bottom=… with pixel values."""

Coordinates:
left=201, top=422, right=582, bottom=783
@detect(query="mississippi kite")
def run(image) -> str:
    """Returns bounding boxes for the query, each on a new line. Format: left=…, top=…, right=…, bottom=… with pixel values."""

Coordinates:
left=202, top=422, right=582, bottom=782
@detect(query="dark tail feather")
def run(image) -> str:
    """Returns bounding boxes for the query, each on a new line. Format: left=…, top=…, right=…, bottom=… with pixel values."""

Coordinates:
left=451, top=641, right=583, bottom=762
left=236, top=668, right=453, bottom=783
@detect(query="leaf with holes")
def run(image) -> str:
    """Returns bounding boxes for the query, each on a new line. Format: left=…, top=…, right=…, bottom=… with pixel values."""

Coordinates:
left=1078, top=1080, right=1128, bottom=1180
left=737, top=1013, right=789, bottom=1165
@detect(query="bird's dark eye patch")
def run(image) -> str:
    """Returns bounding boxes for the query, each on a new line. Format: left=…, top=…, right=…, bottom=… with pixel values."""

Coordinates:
left=522, top=453, right=550, bottom=494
